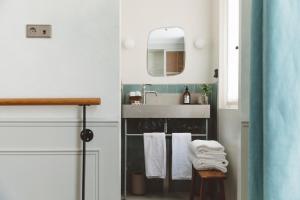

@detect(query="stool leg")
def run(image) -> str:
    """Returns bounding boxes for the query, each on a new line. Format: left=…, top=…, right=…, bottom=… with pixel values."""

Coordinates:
left=199, top=179, right=205, bottom=200
left=219, top=180, right=225, bottom=200
left=190, top=168, right=195, bottom=200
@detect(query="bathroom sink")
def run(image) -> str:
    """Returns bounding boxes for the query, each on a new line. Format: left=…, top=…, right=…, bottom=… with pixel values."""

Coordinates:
left=144, top=93, right=203, bottom=105
left=122, top=104, right=210, bottom=118
left=144, top=93, right=184, bottom=105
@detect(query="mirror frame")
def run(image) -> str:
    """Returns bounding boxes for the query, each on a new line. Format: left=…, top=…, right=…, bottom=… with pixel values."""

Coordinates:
left=147, top=26, right=186, bottom=77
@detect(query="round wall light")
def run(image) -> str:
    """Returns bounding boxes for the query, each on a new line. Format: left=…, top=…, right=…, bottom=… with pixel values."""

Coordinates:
left=123, top=39, right=136, bottom=49
left=194, top=39, right=205, bottom=49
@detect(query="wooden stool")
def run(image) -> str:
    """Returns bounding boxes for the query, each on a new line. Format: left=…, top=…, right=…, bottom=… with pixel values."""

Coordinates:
left=190, top=168, right=226, bottom=200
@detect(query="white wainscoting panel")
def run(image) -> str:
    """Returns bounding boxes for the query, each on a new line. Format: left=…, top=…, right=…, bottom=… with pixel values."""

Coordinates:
left=0, top=121, right=120, bottom=200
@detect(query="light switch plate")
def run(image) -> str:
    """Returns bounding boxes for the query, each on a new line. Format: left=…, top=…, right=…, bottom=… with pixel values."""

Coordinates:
left=26, top=24, right=52, bottom=38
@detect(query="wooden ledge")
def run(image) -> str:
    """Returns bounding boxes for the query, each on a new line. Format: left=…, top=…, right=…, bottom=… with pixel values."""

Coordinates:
left=0, top=98, right=101, bottom=106
left=196, top=170, right=226, bottom=179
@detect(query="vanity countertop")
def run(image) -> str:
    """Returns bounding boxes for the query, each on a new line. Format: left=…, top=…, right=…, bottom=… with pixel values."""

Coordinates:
left=122, top=104, right=210, bottom=118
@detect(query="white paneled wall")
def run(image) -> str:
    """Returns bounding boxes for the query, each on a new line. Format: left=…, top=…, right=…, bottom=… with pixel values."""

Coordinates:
left=0, top=0, right=121, bottom=199
left=0, top=121, right=120, bottom=200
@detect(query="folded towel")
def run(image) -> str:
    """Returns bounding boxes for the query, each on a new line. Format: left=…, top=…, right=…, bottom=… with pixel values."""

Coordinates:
left=190, top=149, right=227, bottom=160
left=144, top=133, right=166, bottom=179
left=189, top=153, right=228, bottom=173
left=192, top=164, right=227, bottom=173
left=193, top=158, right=229, bottom=167
left=191, top=152, right=226, bottom=160
left=172, top=133, right=192, bottom=180
left=189, top=140, right=225, bottom=155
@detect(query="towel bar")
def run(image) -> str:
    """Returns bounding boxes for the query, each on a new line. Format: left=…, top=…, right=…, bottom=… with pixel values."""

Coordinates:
left=122, top=117, right=209, bottom=200
left=126, top=133, right=207, bottom=137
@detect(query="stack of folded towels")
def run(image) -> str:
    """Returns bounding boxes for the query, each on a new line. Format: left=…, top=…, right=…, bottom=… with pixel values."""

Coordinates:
left=189, top=140, right=229, bottom=173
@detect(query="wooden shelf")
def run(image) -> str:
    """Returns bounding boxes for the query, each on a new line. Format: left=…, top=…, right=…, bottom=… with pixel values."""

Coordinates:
left=0, top=98, right=101, bottom=106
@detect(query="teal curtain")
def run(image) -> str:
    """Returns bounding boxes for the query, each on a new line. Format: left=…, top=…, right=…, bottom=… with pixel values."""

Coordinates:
left=249, top=0, right=300, bottom=199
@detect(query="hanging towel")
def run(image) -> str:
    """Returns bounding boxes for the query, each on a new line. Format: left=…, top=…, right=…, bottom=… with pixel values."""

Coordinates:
left=172, top=133, right=192, bottom=180
left=143, top=132, right=166, bottom=179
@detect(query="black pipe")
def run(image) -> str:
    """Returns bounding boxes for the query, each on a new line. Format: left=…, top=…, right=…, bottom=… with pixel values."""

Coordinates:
left=80, top=105, right=94, bottom=200
left=82, top=105, right=86, bottom=200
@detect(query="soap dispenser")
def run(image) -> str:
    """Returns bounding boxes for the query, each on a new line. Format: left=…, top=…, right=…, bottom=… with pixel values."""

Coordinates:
left=183, top=86, right=191, bottom=104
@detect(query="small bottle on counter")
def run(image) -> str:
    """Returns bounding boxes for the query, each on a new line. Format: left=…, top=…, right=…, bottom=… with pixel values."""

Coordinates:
left=183, top=86, right=191, bottom=104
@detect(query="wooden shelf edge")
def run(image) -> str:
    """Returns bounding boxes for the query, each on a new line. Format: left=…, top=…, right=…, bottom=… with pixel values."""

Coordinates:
left=0, top=98, right=101, bottom=106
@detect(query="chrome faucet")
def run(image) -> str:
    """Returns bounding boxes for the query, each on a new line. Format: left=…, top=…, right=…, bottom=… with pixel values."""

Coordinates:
left=142, top=84, right=158, bottom=104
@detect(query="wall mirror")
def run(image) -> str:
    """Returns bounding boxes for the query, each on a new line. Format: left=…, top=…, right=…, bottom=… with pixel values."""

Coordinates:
left=147, top=27, right=185, bottom=77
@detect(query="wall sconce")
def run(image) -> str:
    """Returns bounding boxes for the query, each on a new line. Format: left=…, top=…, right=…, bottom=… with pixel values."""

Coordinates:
left=194, top=38, right=205, bottom=49
left=123, top=39, right=135, bottom=49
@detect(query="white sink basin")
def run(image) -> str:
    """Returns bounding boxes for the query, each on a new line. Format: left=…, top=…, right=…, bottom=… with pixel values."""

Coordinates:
left=122, top=104, right=210, bottom=118
left=144, top=93, right=202, bottom=105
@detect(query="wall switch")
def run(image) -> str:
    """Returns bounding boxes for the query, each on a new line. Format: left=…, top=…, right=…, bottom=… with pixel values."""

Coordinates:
left=26, top=24, right=52, bottom=38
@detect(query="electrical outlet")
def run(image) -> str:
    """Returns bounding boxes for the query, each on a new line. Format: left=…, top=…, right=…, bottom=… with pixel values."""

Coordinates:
left=26, top=24, right=52, bottom=38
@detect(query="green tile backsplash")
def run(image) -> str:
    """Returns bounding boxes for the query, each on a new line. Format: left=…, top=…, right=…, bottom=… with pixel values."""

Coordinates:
left=123, top=84, right=208, bottom=94
left=122, top=84, right=215, bottom=104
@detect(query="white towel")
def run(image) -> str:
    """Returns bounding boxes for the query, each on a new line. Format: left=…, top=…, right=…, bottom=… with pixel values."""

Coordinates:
left=172, top=133, right=192, bottom=180
left=143, top=133, right=166, bottom=179
left=193, top=152, right=226, bottom=160
left=189, top=140, right=225, bottom=155
left=189, top=153, right=229, bottom=173
left=190, top=150, right=227, bottom=160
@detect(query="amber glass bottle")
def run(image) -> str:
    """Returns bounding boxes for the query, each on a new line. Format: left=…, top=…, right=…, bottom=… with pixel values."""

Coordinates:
left=183, top=86, right=191, bottom=104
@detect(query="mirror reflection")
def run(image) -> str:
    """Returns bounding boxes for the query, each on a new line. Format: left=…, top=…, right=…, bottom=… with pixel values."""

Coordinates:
left=147, top=27, right=185, bottom=77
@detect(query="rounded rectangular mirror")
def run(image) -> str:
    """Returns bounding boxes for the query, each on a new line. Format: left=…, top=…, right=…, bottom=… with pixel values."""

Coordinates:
left=147, top=27, right=185, bottom=77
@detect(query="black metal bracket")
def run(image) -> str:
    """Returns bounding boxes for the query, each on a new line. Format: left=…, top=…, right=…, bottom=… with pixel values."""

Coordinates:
left=81, top=129, right=94, bottom=142
left=81, top=105, right=94, bottom=200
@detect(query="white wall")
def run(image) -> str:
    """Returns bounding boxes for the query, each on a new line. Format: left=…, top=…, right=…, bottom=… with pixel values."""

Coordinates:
left=218, top=0, right=251, bottom=200
left=0, top=0, right=120, bottom=122
left=239, top=0, right=251, bottom=199
left=0, top=0, right=121, bottom=199
left=240, top=0, right=251, bottom=122
left=121, top=0, right=217, bottom=84
left=218, top=109, right=241, bottom=200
